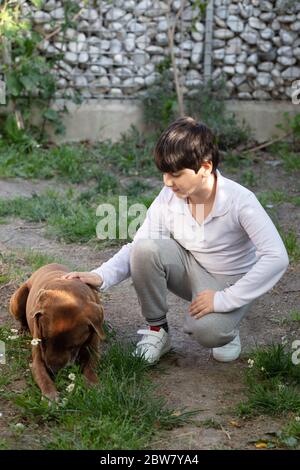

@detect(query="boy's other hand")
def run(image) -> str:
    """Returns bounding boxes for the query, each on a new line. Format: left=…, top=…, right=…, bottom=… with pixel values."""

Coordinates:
left=61, top=271, right=103, bottom=288
left=189, top=289, right=216, bottom=319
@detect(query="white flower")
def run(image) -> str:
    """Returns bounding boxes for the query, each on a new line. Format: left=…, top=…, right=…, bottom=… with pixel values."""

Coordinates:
left=281, top=336, right=288, bottom=346
left=59, top=398, right=68, bottom=407
left=68, top=373, right=76, bottom=381
left=31, top=338, right=42, bottom=346
left=247, top=358, right=254, bottom=368
left=10, top=328, right=18, bottom=334
left=0, top=412, right=3, bottom=418
left=295, top=416, right=300, bottom=422
left=14, top=423, right=25, bottom=430
left=7, top=335, right=18, bottom=340
left=261, top=367, right=265, bottom=372
left=66, top=383, right=75, bottom=393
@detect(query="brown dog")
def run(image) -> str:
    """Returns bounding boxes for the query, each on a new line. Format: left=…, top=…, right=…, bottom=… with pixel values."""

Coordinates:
left=10, top=263, right=105, bottom=400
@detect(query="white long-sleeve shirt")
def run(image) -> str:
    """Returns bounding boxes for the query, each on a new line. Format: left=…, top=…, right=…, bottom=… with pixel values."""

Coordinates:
left=92, top=170, right=289, bottom=312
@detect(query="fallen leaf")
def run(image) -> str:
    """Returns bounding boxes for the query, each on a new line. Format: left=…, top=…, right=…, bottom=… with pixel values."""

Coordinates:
left=229, top=420, right=241, bottom=428
left=255, top=441, right=268, bottom=449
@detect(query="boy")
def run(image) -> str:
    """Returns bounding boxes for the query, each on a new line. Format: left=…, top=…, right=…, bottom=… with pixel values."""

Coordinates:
left=63, top=117, right=289, bottom=364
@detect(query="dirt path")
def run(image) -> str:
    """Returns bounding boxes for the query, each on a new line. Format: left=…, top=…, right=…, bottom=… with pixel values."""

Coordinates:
left=0, top=162, right=299, bottom=449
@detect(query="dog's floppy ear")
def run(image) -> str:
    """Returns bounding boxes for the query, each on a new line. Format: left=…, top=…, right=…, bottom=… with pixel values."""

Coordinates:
left=31, top=289, right=48, bottom=339
left=86, top=302, right=105, bottom=340
left=10, top=282, right=29, bottom=319
left=32, top=311, right=44, bottom=340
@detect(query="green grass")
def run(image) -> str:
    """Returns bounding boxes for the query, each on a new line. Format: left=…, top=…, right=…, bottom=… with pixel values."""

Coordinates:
left=0, top=326, right=197, bottom=450
left=0, top=250, right=73, bottom=289
left=289, top=310, right=300, bottom=322
left=0, top=438, right=9, bottom=450
left=258, top=190, right=300, bottom=207
left=0, top=142, right=95, bottom=182
left=276, top=310, right=300, bottom=326
left=0, top=190, right=108, bottom=244
left=277, top=418, right=300, bottom=448
left=220, top=152, right=252, bottom=173
left=270, top=142, right=300, bottom=172
left=237, top=344, right=300, bottom=418
left=200, top=418, right=221, bottom=429
left=241, top=169, right=257, bottom=188
left=279, top=228, right=300, bottom=263
left=0, top=273, right=10, bottom=284
left=0, top=127, right=159, bottom=182
left=0, top=189, right=155, bottom=245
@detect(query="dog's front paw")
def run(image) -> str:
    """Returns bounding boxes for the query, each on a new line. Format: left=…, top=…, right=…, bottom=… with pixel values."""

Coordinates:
left=42, top=388, right=59, bottom=402
left=83, top=369, right=99, bottom=386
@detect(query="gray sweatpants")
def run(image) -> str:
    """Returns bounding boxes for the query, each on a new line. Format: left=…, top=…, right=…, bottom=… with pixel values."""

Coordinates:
left=130, top=238, right=253, bottom=349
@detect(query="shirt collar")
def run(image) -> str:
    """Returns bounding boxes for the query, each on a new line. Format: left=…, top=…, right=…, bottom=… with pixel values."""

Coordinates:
left=166, top=169, right=232, bottom=218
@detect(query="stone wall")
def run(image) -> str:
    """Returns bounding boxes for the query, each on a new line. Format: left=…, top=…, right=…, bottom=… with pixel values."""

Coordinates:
left=212, top=0, right=300, bottom=100
left=19, top=0, right=300, bottom=101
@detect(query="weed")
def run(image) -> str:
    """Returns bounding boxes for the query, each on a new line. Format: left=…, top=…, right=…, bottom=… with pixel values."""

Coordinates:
left=289, top=311, right=300, bottom=322
left=277, top=417, right=300, bottom=448
left=276, top=113, right=300, bottom=151
left=279, top=228, right=300, bottom=263
left=186, top=81, right=250, bottom=150
left=142, top=68, right=178, bottom=132
left=241, top=169, right=257, bottom=188
left=0, top=438, right=9, bottom=450
left=220, top=152, right=252, bottom=172
left=200, top=418, right=220, bottom=429
left=237, top=344, right=300, bottom=418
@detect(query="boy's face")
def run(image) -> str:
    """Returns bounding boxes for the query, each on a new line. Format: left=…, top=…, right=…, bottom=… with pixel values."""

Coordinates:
left=163, top=165, right=211, bottom=199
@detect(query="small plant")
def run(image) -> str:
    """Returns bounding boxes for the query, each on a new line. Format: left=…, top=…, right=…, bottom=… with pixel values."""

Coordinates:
left=200, top=418, right=220, bottom=429
left=279, top=227, right=300, bottom=263
left=0, top=1, right=84, bottom=145
left=186, top=81, right=250, bottom=150
left=237, top=344, right=300, bottom=418
left=241, top=169, right=256, bottom=188
left=100, top=126, right=159, bottom=176
left=289, top=311, right=300, bottom=322
left=276, top=113, right=300, bottom=151
left=220, top=152, right=252, bottom=173
left=277, top=417, right=300, bottom=448
left=0, top=2, right=64, bottom=145
left=142, top=66, right=178, bottom=133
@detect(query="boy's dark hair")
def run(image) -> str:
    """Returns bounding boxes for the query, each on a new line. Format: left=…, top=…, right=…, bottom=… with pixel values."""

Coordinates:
left=154, top=116, right=219, bottom=174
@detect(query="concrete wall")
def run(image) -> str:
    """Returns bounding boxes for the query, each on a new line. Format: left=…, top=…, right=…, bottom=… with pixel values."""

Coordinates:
left=50, top=99, right=299, bottom=143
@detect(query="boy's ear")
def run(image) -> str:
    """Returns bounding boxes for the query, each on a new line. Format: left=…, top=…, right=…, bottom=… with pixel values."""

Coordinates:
left=200, top=161, right=213, bottom=175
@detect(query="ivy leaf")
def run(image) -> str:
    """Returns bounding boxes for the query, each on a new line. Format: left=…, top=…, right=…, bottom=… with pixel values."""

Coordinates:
left=20, top=76, right=36, bottom=92
left=280, top=436, right=298, bottom=448
left=30, top=0, right=44, bottom=8
left=6, top=73, right=21, bottom=97
left=43, top=109, right=60, bottom=122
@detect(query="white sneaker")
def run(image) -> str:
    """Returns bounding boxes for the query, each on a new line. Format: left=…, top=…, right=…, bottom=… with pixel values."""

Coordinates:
left=212, top=333, right=241, bottom=362
left=133, top=328, right=171, bottom=364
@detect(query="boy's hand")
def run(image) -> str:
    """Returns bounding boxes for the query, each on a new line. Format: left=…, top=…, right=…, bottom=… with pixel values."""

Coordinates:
left=61, top=272, right=103, bottom=288
left=189, top=290, right=216, bottom=319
